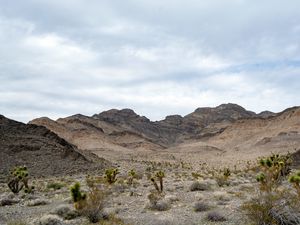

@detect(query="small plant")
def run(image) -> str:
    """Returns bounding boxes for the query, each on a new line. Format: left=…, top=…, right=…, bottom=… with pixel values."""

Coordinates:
left=289, top=170, right=300, bottom=197
left=46, top=182, right=64, bottom=190
left=81, top=187, right=106, bottom=223
left=206, top=211, right=227, bottom=222
left=223, top=168, right=231, bottom=178
left=155, top=171, right=165, bottom=192
left=127, top=169, right=137, bottom=186
left=215, top=168, right=231, bottom=187
left=7, top=221, right=29, bottom=225
left=147, top=190, right=169, bottom=211
left=191, top=172, right=202, bottom=180
left=104, top=168, right=119, bottom=184
left=193, top=202, right=211, bottom=212
left=7, top=166, right=34, bottom=194
left=70, top=182, right=87, bottom=210
left=149, top=170, right=165, bottom=193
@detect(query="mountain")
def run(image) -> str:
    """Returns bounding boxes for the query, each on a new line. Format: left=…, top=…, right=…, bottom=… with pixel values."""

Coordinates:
left=0, top=115, right=109, bottom=182
left=29, top=103, right=300, bottom=166
left=29, top=103, right=265, bottom=158
left=170, top=106, right=300, bottom=166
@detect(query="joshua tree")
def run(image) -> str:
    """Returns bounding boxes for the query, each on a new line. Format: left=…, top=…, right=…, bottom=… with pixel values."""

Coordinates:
left=104, top=168, right=119, bottom=184
left=8, top=166, right=34, bottom=194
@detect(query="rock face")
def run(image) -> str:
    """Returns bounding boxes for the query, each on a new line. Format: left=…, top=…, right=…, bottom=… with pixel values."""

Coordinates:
left=91, top=103, right=257, bottom=146
left=0, top=115, right=108, bottom=182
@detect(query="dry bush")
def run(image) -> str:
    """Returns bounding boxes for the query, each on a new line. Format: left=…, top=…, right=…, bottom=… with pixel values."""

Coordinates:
left=7, top=221, right=28, bottom=225
left=46, top=182, right=65, bottom=190
left=97, top=214, right=131, bottom=225
left=79, top=187, right=107, bottom=223
left=193, top=201, right=211, bottom=212
left=189, top=181, right=211, bottom=191
left=147, top=191, right=170, bottom=211
left=206, top=211, right=227, bottom=222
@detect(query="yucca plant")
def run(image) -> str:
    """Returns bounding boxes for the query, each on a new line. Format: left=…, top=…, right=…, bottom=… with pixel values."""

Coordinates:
left=8, top=166, right=34, bottom=194
left=70, top=182, right=87, bottom=210
left=104, top=168, right=119, bottom=184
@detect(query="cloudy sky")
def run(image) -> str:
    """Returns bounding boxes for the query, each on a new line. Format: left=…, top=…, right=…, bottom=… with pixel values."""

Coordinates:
left=0, top=0, right=300, bottom=122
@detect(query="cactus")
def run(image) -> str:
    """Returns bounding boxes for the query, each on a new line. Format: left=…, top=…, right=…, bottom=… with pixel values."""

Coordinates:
left=104, top=168, right=119, bottom=184
left=70, top=182, right=87, bottom=210
left=7, top=166, right=34, bottom=194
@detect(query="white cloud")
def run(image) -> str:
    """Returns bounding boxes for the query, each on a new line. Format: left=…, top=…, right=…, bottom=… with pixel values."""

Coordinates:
left=0, top=1, right=300, bottom=122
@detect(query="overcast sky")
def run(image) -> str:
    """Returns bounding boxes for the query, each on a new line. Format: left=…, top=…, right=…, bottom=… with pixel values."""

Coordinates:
left=0, top=0, right=300, bottom=122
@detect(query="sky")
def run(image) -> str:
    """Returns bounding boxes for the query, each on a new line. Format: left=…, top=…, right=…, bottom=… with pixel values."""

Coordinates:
left=0, top=0, right=300, bottom=122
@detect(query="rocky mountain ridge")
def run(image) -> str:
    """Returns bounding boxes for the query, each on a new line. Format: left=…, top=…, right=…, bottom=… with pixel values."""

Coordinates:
left=29, top=103, right=294, bottom=158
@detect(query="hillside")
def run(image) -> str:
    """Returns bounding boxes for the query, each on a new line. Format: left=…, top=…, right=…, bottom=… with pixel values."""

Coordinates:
left=0, top=115, right=109, bottom=182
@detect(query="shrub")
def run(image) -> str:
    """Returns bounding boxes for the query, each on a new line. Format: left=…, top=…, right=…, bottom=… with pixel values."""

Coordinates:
left=7, top=166, right=35, bottom=194
left=189, top=181, right=210, bottom=191
left=7, top=221, right=28, bottom=225
left=51, top=204, right=79, bottom=220
left=191, top=172, right=202, bottom=180
left=257, top=153, right=292, bottom=192
left=98, top=214, right=130, bottom=225
left=206, top=211, right=227, bottom=222
left=127, top=169, right=137, bottom=186
left=242, top=153, right=296, bottom=225
left=104, top=168, right=119, bottom=184
left=215, top=168, right=231, bottom=187
left=70, top=182, right=87, bottom=210
left=47, top=182, right=64, bottom=190
left=193, top=202, right=211, bottom=212
left=289, top=170, right=300, bottom=197
left=147, top=191, right=170, bottom=211
left=150, top=170, right=165, bottom=193
left=71, top=183, right=106, bottom=223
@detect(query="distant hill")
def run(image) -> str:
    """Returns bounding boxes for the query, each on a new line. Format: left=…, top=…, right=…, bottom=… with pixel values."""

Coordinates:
left=29, top=103, right=300, bottom=166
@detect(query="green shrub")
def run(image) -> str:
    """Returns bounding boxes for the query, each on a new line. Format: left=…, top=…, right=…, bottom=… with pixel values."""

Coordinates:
left=47, top=182, right=64, bottom=190
left=104, top=168, right=119, bottom=184
left=289, top=170, right=300, bottom=197
left=7, top=166, right=34, bottom=194
left=70, top=182, right=87, bottom=210
left=242, top=153, right=296, bottom=225
left=127, top=169, right=137, bottom=186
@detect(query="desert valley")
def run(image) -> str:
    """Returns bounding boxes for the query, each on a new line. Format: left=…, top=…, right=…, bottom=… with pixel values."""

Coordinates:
left=1, top=103, right=300, bottom=225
